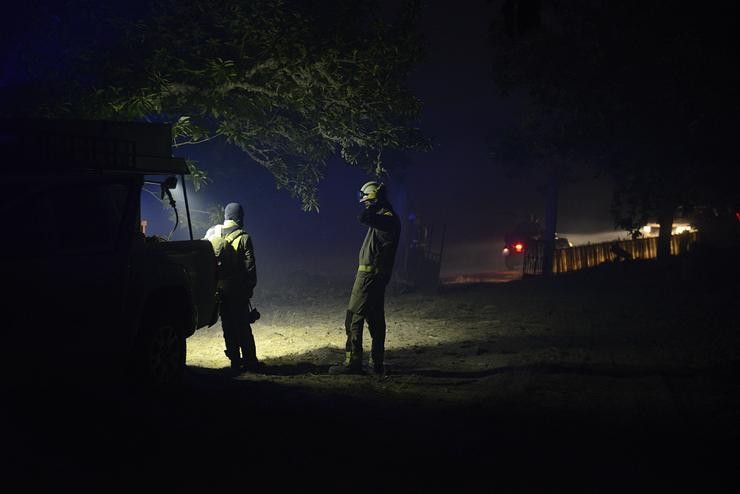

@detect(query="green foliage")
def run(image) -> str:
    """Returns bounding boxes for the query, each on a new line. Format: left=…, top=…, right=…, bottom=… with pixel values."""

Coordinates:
left=167, top=201, right=226, bottom=238
left=184, top=157, right=210, bottom=192
left=30, top=0, right=429, bottom=211
left=205, top=203, right=226, bottom=227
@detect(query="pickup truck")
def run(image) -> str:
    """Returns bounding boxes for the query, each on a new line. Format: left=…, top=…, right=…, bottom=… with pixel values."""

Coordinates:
left=0, top=119, right=219, bottom=388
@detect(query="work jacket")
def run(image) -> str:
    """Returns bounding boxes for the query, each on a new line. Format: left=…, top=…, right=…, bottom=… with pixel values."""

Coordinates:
left=204, top=219, right=257, bottom=298
left=357, top=204, right=401, bottom=280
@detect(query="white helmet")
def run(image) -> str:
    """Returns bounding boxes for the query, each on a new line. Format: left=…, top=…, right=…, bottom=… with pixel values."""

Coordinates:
left=358, top=181, right=386, bottom=204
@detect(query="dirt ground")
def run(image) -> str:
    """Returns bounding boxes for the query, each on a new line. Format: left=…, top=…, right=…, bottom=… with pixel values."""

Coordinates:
left=190, top=263, right=739, bottom=413
left=5, top=260, right=740, bottom=493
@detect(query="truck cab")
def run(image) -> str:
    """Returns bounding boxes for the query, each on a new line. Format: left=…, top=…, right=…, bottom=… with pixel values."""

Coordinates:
left=0, top=119, right=219, bottom=388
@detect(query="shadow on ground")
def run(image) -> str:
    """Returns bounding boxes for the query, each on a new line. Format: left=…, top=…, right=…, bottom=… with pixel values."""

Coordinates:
left=5, top=354, right=738, bottom=493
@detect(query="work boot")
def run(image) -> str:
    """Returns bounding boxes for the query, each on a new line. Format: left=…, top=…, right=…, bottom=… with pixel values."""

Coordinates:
left=242, top=359, right=265, bottom=373
left=329, top=352, right=364, bottom=375
left=225, top=350, right=242, bottom=374
left=368, top=356, right=385, bottom=377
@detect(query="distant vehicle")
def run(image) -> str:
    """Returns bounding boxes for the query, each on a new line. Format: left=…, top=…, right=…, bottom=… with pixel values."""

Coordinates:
left=0, top=119, right=220, bottom=388
left=502, top=235, right=572, bottom=270
left=638, top=221, right=697, bottom=238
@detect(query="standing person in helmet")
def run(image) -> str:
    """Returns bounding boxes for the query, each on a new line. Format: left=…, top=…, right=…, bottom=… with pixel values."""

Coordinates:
left=330, top=181, right=400, bottom=376
left=204, top=202, right=262, bottom=372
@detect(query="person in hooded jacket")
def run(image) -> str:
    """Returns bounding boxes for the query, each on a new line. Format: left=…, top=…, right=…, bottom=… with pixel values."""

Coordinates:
left=204, top=202, right=261, bottom=372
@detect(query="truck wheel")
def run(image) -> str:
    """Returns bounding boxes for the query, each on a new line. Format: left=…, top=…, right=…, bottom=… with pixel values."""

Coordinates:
left=134, top=317, right=186, bottom=388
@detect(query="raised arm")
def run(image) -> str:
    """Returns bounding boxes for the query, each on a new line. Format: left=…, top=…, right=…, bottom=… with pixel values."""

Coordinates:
left=359, top=207, right=398, bottom=232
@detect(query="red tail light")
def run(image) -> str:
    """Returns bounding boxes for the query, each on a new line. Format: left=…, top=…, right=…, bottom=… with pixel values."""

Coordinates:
left=514, top=243, right=524, bottom=253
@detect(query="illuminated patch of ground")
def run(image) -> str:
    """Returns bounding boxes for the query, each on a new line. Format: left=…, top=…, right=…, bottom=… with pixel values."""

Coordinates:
left=186, top=264, right=740, bottom=415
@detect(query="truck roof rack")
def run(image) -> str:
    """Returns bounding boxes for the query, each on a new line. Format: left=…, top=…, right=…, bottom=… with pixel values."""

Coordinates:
left=0, top=118, right=188, bottom=175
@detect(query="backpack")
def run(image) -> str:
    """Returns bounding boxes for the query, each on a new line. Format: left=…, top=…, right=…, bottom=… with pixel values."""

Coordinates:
left=207, top=225, right=245, bottom=282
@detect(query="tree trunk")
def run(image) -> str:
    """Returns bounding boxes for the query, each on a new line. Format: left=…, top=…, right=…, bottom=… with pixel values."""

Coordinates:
left=542, top=168, right=559, bottom=276
left=657, top=203, right=675, bottom=260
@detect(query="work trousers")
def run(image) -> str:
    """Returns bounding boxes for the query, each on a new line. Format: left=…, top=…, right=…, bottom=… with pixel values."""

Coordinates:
left=219, top=291, right=257, bottom=364
left=345, top=272, right=388, bottom=365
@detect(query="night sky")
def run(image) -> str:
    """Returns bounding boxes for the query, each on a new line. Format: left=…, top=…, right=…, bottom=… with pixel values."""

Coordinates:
left=1, top=0, right=620, bottom=280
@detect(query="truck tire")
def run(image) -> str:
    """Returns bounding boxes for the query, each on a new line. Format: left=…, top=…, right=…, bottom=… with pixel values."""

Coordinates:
left=133, top=315, right=186, bottom=388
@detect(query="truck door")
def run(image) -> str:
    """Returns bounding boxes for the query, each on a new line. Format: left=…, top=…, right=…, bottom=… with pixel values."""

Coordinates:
left=50, top=180, right=132, bottom=354
left=3, top=178, right=134, bottom=365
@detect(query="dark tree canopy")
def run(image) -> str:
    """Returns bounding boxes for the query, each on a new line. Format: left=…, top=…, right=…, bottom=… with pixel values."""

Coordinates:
left=4, top=0, right=430, bottom=210
left=489, top=0, right=738, bottom=240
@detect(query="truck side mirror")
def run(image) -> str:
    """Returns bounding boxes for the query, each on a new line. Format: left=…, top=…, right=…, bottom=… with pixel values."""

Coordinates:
left=160, top=176, right=178, bottom=200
